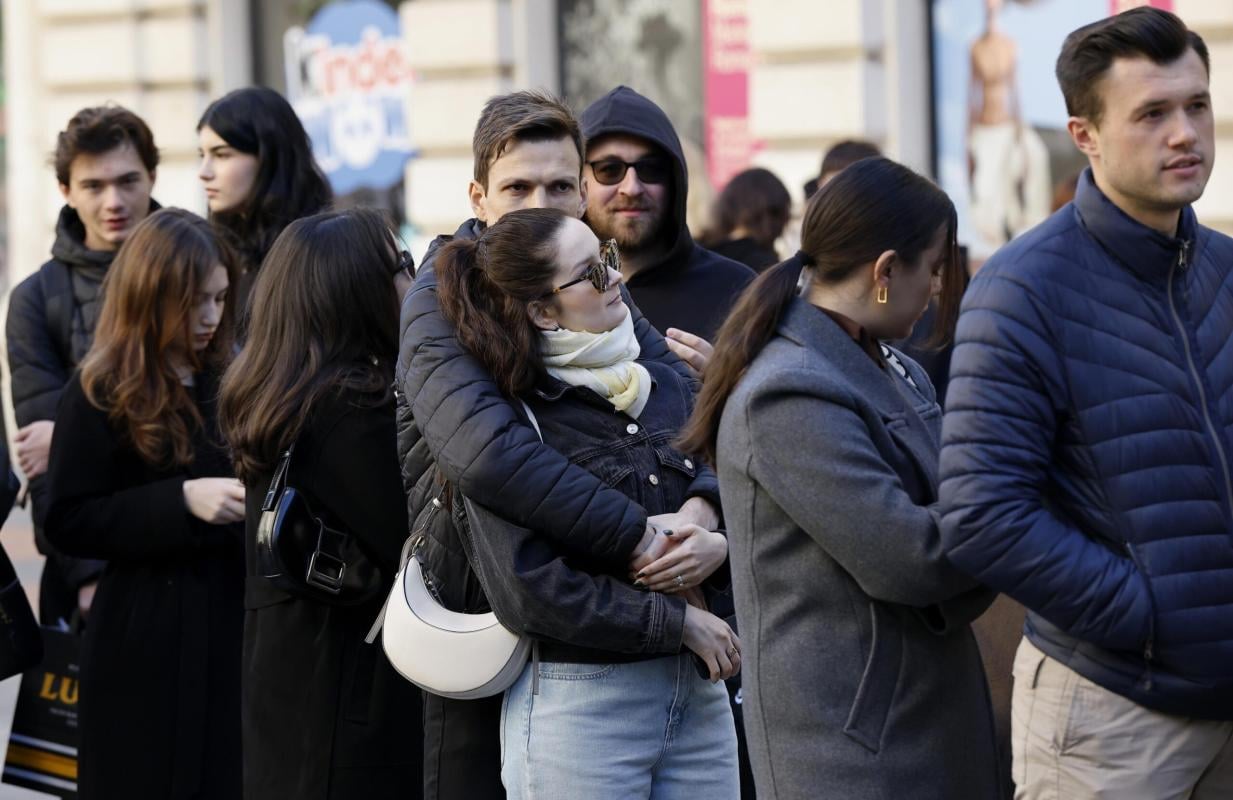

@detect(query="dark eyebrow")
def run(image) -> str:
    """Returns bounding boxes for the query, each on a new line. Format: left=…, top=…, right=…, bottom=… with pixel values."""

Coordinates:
left=1132, top=90, right=1211, bottom=117
left=572, top=254, right=594, bottom=274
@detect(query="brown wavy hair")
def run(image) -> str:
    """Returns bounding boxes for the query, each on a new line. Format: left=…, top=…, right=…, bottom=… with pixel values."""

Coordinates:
left=220, top=209, right=400, bottom=484
left=80, top=208, right=237, bottom=467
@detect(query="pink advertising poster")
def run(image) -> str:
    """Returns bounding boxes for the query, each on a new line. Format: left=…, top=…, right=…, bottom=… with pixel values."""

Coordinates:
left=702, top=0, right=756, bottom=191
left=1110, top=0, right=1173, bottom=13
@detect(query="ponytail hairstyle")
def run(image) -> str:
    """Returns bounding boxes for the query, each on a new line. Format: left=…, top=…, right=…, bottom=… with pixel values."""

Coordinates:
left=678, top=157, right=961, bottom=464
left=435, top=207, right=573, bottom=398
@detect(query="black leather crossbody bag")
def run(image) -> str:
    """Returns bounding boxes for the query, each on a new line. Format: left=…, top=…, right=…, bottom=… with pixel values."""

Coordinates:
left=254, top=445, right=382, bottom=606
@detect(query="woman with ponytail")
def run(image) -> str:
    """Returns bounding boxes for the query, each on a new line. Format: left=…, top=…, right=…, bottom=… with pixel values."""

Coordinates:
left=433, top=207, right=740, bottom=799
left=678, top=157, right=1000, bottom=799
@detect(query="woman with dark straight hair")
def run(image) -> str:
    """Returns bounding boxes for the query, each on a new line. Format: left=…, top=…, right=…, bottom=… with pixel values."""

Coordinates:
left=44, top=208, right=245, bottom=799
left=432, top=207, right=740, bottom=799
left=698, top=167, right=792, bottom=272
left=679, top=157, right=1001, bottom=799
left=219, top=208, right=421, bottom=799
left=197, top=86, right=332, bottom=315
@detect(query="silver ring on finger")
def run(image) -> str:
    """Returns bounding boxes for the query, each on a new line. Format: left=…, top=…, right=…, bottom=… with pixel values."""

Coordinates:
left=726, top=646, right=738, bottom=657
left=674, top=574, right=685, bottom=588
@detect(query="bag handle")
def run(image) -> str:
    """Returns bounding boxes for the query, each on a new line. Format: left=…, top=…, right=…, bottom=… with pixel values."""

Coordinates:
left=517, top=399, right=542, bottom=442
left=261, top=443, right=296, bottom=513
left=367, top=398, right=541, bottom=645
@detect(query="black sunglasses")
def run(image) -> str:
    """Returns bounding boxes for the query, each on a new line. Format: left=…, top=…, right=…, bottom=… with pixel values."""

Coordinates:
left=587, top=157, right=671, bottom=186
left=393, top=250, right=415, bottom=279
left=545, top=239, right=620, bottom=297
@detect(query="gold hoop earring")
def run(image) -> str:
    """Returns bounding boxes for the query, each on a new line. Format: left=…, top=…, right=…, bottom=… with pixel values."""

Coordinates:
left=876, top=286, right=889, bottom=304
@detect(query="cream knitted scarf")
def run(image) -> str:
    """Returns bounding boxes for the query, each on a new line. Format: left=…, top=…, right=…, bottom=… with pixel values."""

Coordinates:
left=540, top=311, right=651, bottom=418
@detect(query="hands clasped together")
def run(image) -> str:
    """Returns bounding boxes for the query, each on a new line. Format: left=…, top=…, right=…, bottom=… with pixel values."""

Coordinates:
left=628, top=502, right=740, bottom=683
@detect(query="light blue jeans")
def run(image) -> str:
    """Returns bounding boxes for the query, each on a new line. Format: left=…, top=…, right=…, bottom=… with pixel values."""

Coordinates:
left=500, top=653, right=739, bottom=800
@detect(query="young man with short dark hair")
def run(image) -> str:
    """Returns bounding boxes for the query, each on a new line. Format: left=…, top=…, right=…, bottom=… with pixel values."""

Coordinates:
left=397, top=89, right=721, bottom=799
left=6, top=105, right=159, bottom=626
left=940, top=9, right=1233, bottom=797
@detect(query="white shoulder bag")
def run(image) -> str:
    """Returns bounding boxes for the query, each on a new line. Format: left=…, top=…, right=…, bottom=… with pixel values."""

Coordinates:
left=369, top=401, right=541, bottom=700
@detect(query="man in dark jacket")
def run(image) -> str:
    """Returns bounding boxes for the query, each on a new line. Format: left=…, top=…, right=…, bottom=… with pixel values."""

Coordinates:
left=580, top=86, right=755, bottom=374
left=5, top=105, right=158, bottom=625
left=940, top=9, right=1233, bottom=797
left=398, top=90, right=722, bottom=800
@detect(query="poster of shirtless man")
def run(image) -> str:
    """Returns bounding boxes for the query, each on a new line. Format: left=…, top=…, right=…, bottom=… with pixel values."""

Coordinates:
left=932, top=0, right=1149, bottom=262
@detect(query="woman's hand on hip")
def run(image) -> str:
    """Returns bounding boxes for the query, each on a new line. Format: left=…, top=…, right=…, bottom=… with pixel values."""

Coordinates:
left=183, top=478, right=246, bottom=524
left=632, top=525, right=727, bottom=591
left=682, top=605, right=741, bottom=682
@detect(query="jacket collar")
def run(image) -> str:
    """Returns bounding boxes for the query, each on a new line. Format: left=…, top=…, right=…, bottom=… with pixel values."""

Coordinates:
left=776, top=297, right=918, bottom=418
left=50, top=200, right=163, bottom=270
left=1073, top=168, right=1197, bottom=283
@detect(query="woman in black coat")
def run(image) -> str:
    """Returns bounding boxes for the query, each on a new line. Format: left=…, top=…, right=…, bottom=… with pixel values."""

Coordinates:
left=44, top=208, right=246, bottom=799
left=220, top=208, right=421, bottom=799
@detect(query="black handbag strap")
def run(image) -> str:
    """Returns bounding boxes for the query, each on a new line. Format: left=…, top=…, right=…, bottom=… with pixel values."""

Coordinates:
left=262, top=443, right=296, bottom=513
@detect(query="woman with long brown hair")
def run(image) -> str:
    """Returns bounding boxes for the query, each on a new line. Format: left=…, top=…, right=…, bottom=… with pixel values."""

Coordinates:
left=678, top=157, right=1001, bottom=799
left=44, top=207, right=245, bottom=799
left=219, top=208, right=421, bottom=799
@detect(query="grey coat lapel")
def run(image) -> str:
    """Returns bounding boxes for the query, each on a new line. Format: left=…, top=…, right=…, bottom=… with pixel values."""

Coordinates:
left=777, top=297, right=941, bottom=495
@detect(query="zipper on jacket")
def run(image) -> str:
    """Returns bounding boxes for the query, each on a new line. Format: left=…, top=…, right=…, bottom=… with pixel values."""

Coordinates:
left=1166, top=241, right=1233, bottom=525
left=1124, top=542, right=1156, bottom=690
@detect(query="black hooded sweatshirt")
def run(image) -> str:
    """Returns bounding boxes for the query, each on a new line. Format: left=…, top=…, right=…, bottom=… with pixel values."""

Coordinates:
left=581, top=86, right=755, bottom=342
left=4, top=204, right=166, bottom=587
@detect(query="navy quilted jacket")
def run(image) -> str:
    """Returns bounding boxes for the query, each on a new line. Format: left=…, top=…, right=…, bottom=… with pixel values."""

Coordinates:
left=940, top=170, right=1233, bottom=719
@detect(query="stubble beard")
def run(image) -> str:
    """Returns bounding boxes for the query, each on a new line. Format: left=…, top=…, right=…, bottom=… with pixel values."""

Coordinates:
left=592, top=208, right=667, bottom=255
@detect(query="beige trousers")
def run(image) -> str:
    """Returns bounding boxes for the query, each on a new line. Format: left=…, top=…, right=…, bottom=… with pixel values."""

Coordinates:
left=1011, top=637, right=1233, bottom=799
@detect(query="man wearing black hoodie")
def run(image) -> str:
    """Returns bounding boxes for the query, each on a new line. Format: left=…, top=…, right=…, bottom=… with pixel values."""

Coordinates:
left=581, top=86, right=755, bottom=373
left=5, top=106, right=158, bottom=626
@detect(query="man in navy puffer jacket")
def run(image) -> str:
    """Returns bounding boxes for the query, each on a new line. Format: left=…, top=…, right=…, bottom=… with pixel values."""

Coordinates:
left=940, top=8, right=1233, bottom=797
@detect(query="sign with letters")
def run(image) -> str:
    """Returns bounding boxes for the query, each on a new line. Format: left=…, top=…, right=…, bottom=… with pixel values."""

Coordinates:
left=2, top=627, right=81, bottom=798
left=284, top=0, right=417, bottom=194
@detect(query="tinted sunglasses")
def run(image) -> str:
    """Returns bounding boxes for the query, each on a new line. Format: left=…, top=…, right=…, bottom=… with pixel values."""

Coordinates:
left=393, top=250, right=415, bottom=279
left=545, top=239, right=620, bottom=297
left=587, top=157, right=671, bottom=186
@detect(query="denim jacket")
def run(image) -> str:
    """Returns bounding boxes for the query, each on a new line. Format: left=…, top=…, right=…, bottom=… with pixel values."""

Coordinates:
left=458, top=359, right=723, bottom=663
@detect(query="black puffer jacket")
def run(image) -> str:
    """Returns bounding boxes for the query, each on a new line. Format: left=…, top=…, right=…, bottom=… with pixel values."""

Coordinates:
left=580, top=86, right=755, bottom=341
left=9, top=207, right=120, bottom=429
left=4, top=205, right=159, bottom=586
left=396, top=218, right=698, bottom=611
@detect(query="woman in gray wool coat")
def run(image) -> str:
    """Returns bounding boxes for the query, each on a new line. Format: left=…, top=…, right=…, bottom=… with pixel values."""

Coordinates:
left=679, top=158, right=1002, bottom=800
